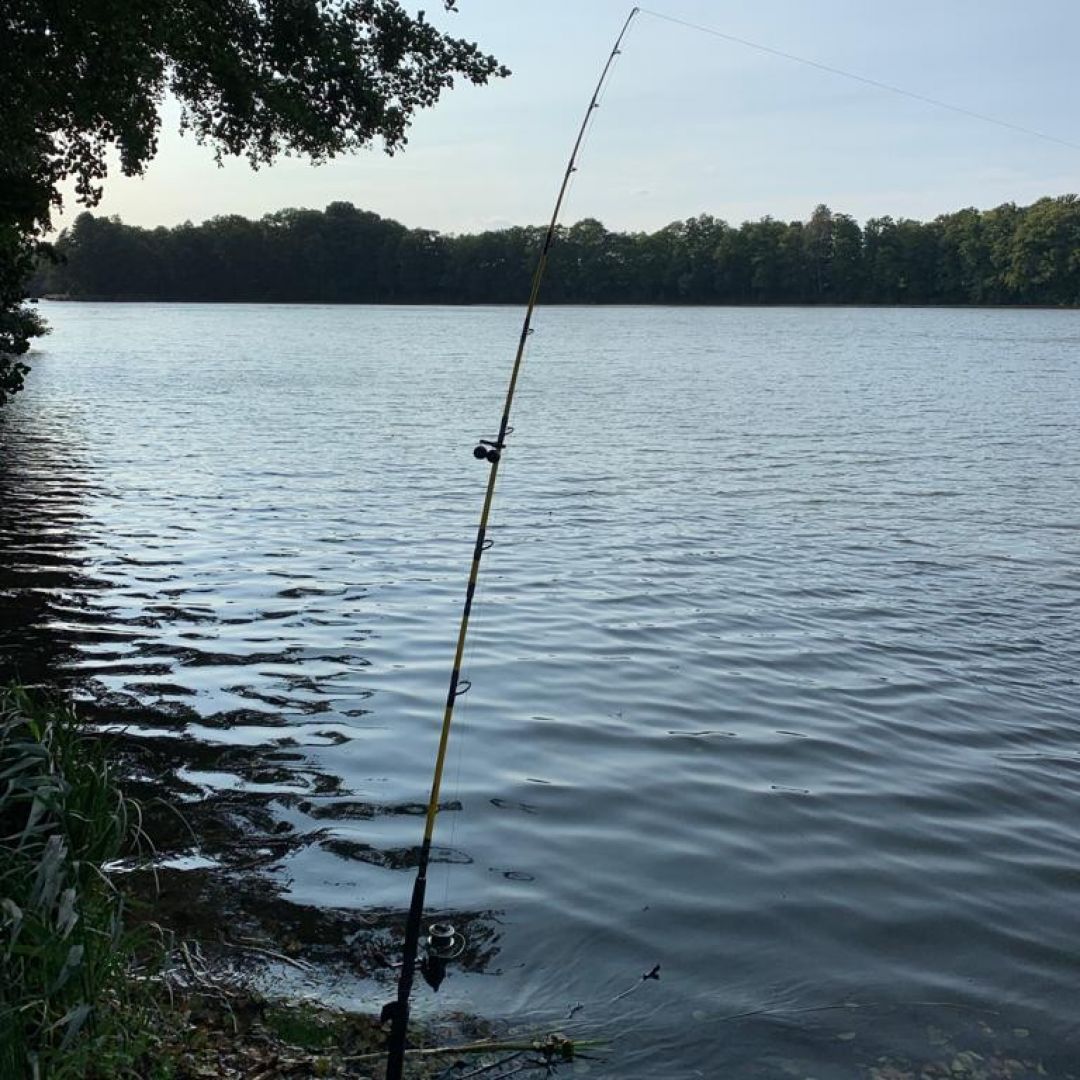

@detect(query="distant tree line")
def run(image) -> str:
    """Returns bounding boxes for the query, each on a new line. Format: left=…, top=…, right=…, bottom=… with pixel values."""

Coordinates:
left=36, top=195, right=1080, bottom=307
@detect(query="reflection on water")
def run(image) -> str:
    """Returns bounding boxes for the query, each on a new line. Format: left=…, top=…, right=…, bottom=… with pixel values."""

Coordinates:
left=0, top=413, right=100, bottom=686
left=2, top=302, right=1080, bottom=1077
left=0, top=346, right=503, bottom=1003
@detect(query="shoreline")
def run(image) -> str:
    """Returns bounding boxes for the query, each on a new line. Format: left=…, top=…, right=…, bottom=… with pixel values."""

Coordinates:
left=33, top=296, right=1080, bottom=311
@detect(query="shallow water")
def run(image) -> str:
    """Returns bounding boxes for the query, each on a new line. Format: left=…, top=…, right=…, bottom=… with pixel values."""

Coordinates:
left=2, top=302, right=1079, bottom=1077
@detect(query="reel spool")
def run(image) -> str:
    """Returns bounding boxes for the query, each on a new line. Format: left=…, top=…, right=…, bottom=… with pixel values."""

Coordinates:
left=420, top=922, right=466, bottom=992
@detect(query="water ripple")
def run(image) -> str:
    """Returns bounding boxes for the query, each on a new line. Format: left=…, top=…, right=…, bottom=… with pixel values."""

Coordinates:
left=2, top=304, right=1079, bottom=1076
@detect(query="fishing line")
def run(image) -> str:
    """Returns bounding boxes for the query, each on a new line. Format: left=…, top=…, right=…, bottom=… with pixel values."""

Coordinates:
left=439, top=685, right=466, bottom=909
left=639, top=7, right=1080, bottom=153
left=439, top=515, right=492, bottom=911
left=567, top=19, right=633, bottom=186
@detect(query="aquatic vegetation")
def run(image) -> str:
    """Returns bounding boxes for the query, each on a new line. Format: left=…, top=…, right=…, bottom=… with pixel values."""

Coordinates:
left=0, top=685, right=157, bottom=1078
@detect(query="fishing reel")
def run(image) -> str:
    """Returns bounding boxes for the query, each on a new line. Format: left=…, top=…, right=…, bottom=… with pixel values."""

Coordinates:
left=420, top=921, right=466, bottom=992
left=472, top=439, right=502, bottom=463
left=473, top=427, right=511, bottom=463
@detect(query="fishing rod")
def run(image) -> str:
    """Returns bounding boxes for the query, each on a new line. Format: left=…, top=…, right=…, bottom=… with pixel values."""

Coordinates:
left=382, top=8, right=640, bottom=1078
left=375, top=5, right=1080, bottom=1074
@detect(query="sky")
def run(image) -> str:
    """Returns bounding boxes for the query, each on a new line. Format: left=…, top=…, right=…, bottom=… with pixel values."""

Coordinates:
left=57, top=0, right=1080, bottom=236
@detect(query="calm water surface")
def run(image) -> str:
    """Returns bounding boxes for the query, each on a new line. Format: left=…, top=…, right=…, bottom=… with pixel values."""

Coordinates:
left=2, top=303, right=1079, bottom=1077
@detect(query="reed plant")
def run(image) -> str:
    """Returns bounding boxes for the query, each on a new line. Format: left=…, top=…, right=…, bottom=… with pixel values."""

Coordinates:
left=0, top=686, right=159, bottom=1079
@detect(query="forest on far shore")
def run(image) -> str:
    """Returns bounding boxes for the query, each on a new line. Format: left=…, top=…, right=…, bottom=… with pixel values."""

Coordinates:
left=35, top=194, right=1080, bottom=307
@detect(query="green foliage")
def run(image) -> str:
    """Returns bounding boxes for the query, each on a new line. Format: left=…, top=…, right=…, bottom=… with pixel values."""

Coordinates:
left=39, top=195, right=1080, bottom=307
left=263, top=1001, right=345, bottom=1050
left=1005, top=194, right=1080, bottom=304
left=0, top=1, right=507, bottom=402
left=0, top=687, right=159, bottom=1078
left=0, top=218, right=48, bottom=406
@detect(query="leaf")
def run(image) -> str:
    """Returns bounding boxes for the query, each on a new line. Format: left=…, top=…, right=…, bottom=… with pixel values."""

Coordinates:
left=29, top=834, right=68, bottom=913
left=0, top=752, right=47, bottom=781
left=50, top=943, right=85, bottom=994
left=56, top=887, right=79, bottom=937
left=56, top=1002, right=92, bottom=1050
left=1, top=897, right=25, bottom=954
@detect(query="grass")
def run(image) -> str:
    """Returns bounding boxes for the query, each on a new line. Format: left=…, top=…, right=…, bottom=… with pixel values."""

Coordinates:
left=0, top=685, right=159, bottom=1078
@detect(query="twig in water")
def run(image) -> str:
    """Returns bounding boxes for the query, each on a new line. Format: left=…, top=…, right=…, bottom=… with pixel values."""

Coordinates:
left=224, top=936, right=315, bottom=972
left=346, top=1034, right=602, bottom=1066
left=179, top=940, right=211, bottom=986
left=448, top=1052, right=526, bottom=1080
left=610, top=963, right=660, bottom=1004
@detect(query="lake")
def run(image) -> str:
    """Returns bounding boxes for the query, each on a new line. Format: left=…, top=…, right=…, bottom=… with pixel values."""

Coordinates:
left=2, top=302, right=1079, bottom=1077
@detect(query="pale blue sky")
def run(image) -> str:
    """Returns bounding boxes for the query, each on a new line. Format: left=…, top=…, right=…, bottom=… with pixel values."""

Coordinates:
left=61, top=0, right=1080, bottom=234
